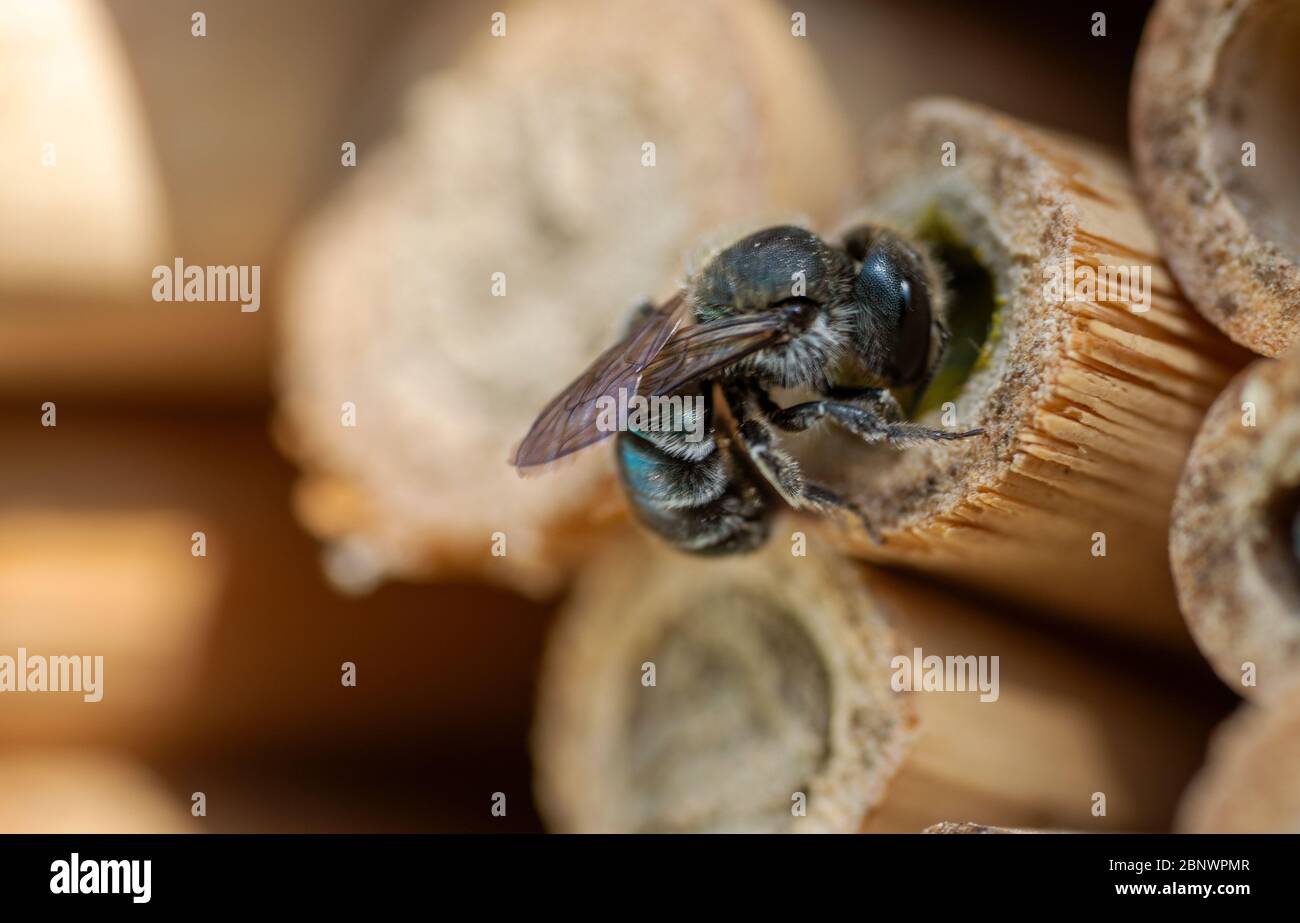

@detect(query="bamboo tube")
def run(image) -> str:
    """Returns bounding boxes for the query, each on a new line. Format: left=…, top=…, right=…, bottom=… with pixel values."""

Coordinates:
left=0, top=0, right=166, bottom=298
left=1178, top=678, right=1300, bottom=833
left=0, top=407, right=548, bottom=753
left=533, top=529, right=1211, bottom=833
left=0, top=751, right=190, bottom=834
left=794, top=98, right=1248, bottom=646
left=1170, top=350, right=1300, bottom=699
left=275, top=0, right=854, bottom=598
left=0, top=0, right=436, bottom=406
left=0, top=510, right=220, bottom=744
left=923, top=822, right=1045, bottom=834
left=1131, top=0, right=1300, bottom=357
left=533, top=532, right=913, bottom=834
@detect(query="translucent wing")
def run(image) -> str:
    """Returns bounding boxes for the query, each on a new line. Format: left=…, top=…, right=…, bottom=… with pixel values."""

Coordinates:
left=511, top=292, right=690, bottom=470
left=636, top=312, right=786, bottom=398
left=512, top=297, right=787, bottom=471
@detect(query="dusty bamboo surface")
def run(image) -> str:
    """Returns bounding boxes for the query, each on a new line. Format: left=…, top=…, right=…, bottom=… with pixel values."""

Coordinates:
left=1178, top=678, right=1300, bottom=833
left=275, top=0, right=855, bottom=598
left=1131, top=0, right=1300, bottom=357
left=800, top=98, right=1248, bottom=647
left=533, top=529, right=1210, bottom=833
left=533, top=532, right=913, bottom=833
left=923, top=822, right=1046, bottom=834
left=1171, top=350, right=1300, bottom=699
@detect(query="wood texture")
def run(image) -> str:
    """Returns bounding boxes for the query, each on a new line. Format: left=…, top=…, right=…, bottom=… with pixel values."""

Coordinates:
left=1132, top=0, right=1300, bottom=356
left=801, top=98, right=1249, bottom=646
left=533, top=528, right=1212, bottom=833
left=1171, top=350, right=1300, bottom=699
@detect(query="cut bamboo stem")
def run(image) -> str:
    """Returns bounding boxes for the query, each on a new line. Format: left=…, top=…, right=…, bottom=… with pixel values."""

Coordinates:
left=1178, top=678, right=1300, bottom=833
left=0, top=751, right=189, bottom=833
left=0, top=0, right=166, bottom=298
left=276, top=0, right=854, bottom=598
left=923, top=822, right=1048, bottom=834
left=0, top=408, right=546, bottom=754
left=532, top=532, right=913, bottom=834
left=533, top=529, right=1210, bottom=833
left=1131, top=0, right=1300, bottom=356
left=1170, top=350, right=1300, bottom=700
left=0, top=510, right=219, bottom=745
left=798, top=98, right=1248, bottom=647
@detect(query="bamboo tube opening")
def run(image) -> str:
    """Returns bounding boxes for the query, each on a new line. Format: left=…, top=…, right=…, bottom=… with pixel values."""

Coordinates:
left=1265, top=484, right=1300, bottom=589
left=623, top=591, right=832, bottom=832
left=804, top=208, right=1002, bottom=480
left=797, top=98, right=1247, bottom=643
left=1132, top=0, right=1300, bottom=356
left=1280, top=489, right=1300, bottom=572
left=1209, top=0, right=1300, bottom=268
left=1171, top=351, right=1300, bottom=699
left=902, top=213, right=1001, bottom=418
left=532, top=536, right=913, bottom=833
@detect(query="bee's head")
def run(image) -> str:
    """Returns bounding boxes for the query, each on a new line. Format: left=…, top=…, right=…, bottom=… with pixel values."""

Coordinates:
left=689, top=226, right=857, bottom=387
left=843, top=227, right=941, bottom=388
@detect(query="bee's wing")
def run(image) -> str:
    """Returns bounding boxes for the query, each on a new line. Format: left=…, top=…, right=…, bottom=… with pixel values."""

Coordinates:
left=636, top=312, right=786, bottom=397
left=513, top=298, right=790, bottom=471
left=511, top=292, right=690, bottom=470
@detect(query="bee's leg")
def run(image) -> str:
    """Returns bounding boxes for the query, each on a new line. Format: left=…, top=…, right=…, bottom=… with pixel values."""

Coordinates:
left=841, top=388, right=908, bottom=421
left=798, top=483, right=883, bottom=544
left=779, top=383, right=908, bottom=422
left=726, top=394, right=882, bottom=543
left=822, top=384, right=891, bottom=402
left=766, top=397, right=982, bottom=445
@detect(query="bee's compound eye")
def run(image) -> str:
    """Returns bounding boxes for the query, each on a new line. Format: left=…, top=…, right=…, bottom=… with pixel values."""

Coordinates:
left=777, top=297, right=818, bottom=332
left=894, top=273, right=932, bottom=384
left=856, top=242, right=932, bottom=385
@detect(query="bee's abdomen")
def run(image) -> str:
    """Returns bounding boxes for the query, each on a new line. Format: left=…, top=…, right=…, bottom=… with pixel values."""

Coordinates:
left=615, top=393, right=772, bottom=554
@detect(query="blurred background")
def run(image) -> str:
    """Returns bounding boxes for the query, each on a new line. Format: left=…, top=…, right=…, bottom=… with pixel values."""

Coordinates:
left=3, top=0, right=1232, bottom=834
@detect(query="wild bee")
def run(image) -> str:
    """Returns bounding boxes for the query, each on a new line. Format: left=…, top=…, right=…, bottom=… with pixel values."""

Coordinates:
left=512, top=224, right=984, bottom=553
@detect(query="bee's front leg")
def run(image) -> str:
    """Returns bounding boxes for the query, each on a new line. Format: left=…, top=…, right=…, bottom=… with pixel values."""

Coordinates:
left=822, top=387, right=908, bottom=421
left=765, top=396, right=981, bottom=445
left=724, top=381, right=882, bottom=542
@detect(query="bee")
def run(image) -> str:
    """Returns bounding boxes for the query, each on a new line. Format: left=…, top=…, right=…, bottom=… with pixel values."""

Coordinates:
left=512, top=224, right=984, bottom=553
